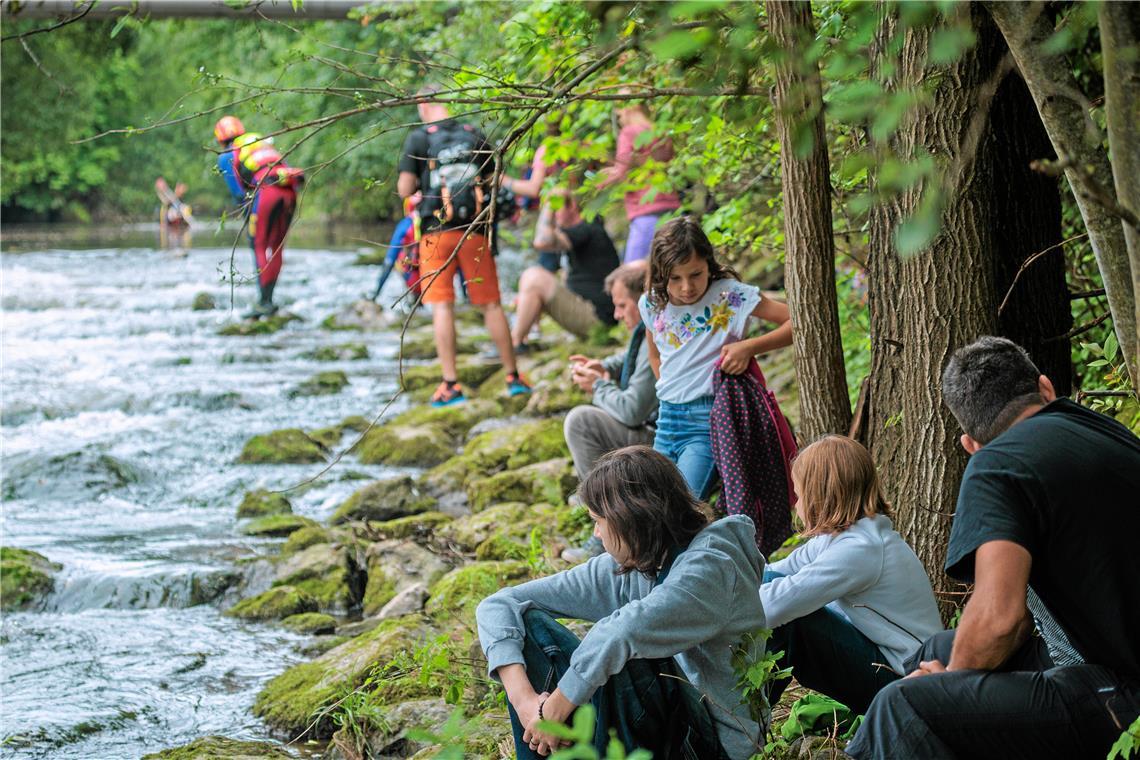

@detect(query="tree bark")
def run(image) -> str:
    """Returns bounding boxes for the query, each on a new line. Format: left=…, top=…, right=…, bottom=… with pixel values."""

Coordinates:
left=988, top=1, right=1138, bottom=387
left=1098, top=1, right=1140, bottom=371
left=766, top=0, right=852, bottom=442
left=868, top=4, right=1001, bottom=616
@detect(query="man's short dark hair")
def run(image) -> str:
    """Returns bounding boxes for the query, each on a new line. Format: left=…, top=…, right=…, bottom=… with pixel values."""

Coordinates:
left=941, top=336, right=1044, bottom=444
left=604, top=262, right=647, bottom=298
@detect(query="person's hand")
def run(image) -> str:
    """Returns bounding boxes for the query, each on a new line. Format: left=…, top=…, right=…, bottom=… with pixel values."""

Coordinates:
left=523, top=691, right=573, bottom=755
left=904, top=659, right=946, bottom=679
left=513, top=689, right=550, bottom=752
left=568, top=355, right=605, bottom=375
left=572, top=365, right=604, bottom=393
left=719, top=342, right=753, bottom=375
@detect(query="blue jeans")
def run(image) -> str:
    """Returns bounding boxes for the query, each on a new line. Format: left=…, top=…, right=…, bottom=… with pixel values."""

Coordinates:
left=506, top=610, right=727, bottom=760
left=761, top=569, right=898, bottom=715
left=654, top=397, right=716, bottom=499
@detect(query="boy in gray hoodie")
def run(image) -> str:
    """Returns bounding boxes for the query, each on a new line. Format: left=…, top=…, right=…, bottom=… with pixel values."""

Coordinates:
left=476, top=446, right=767, bottom=759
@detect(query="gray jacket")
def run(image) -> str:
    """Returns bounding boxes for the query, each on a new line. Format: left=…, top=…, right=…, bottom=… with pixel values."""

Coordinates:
left=476, top=516, right=767, bottom=760
left=593, top=336, right=657, bottom=428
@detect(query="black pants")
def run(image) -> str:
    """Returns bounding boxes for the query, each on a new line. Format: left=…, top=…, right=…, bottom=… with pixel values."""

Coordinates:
left=845, top=629, right=1140, bottom=759
left=506, top=609, right=729, bottom=760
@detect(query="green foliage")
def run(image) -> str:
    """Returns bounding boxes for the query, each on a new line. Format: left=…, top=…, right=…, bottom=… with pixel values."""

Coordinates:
left=1109, top=714, right=1140, bottom=760
left=732, top=628, right=789, bottom=726
left=537, top=705, right=652, bottom=760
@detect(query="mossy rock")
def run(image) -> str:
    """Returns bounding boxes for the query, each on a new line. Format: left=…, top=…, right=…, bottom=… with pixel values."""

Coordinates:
left=274, top=543, right=360, bottom=614
left=300, top=343, right=369, bottom=362
left=355, top=423, right=455, bottom=468
left=388, top=399, right=501, bottom=440
left=241, top=514, right=318, bottom=538
left=330, top=476, right=436, bottom=525
left=190, top=292, right=216, bottom=311
left=225, top=585, right=317, bottom=621
left=352, top=250, right=386, bottom=266
left=418, top=456, right=470, bottom=502
left=400, top=360, right=501, bottom=393
left=288, top=370, right=349, bottom=399
left=474, top=534, right=531, bottom=562
left=281, top=525, right=333, bottom=556
left=393, top=331, right=482, bottom=361
left=141, top=735, right=293, bottom=759
left=362, top=539, right=452, bottom=616
left=361, top=568, right=398, bottom=617
left=280, top=612, right=338, bottom=635
left=253, top=617, right=432, bottom=737
left=523, top=383, right=590, bottom=417
left=236, top=489, right=292, bottom=519
left=466, top=458, right=577, bottom=512
left=0, top=547, right=61, bottom=611
left=320, top=300, right=388, bottom=332
left=438, top=502, right=559, bottom=552
left=463, top=417, right=569, bottom=473
left=425, top=560, right=532, bottom=625
left=307, top=414, right=374, bottom=449
left=368, top=511, right=453, bottom=540
left=237, top=429, right=327, bottom=464
left=217, top=312, right=302, bottom=337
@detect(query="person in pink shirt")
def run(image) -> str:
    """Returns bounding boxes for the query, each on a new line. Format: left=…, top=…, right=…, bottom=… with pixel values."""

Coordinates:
left=599, top=103, right=681, bottom=263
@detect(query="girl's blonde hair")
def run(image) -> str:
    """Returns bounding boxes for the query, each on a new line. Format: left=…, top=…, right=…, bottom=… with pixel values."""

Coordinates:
left=791, top=435, right=890, bottom=536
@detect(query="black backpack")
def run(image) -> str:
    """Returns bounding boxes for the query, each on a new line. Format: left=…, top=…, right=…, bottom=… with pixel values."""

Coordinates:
left=423, top=121, right=487, bottom=226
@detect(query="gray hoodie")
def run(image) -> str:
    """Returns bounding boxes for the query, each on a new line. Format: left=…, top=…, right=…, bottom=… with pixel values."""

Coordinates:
left=476, top=515, right=767, bottom=760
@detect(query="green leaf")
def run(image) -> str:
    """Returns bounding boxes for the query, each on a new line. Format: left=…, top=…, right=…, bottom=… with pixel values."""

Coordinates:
left=291, top=0, right=303, bottom=10
left=895, top=207, right=940, bottom=257
left=928, top=27, right=977, bottom=66
left=647, top=29, right=711, bottom=60
left=1105, top=331, right=1119, bottom=362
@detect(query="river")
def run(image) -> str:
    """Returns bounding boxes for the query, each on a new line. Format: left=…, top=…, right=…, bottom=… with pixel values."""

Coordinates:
left=0, top=224, right=514, bottom=758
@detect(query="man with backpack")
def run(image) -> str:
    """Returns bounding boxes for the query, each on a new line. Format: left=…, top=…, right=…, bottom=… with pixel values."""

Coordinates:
left=397, top=87, right=530, bottom=406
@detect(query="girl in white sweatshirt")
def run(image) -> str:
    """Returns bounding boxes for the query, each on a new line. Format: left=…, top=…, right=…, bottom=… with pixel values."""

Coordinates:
left=761, top=435, right=943, bottom=714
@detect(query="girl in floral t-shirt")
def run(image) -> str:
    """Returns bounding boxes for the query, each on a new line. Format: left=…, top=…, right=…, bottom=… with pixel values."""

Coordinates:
left=638, top=216, right=792, bottom=498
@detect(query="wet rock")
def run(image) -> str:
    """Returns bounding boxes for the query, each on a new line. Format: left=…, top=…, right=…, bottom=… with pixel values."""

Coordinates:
left=438, top=501, right=560, bottom=554
left=425, top=560, right=532, bottom=624
left=389, top=398, right=502, bottom=440
left=377, top=583, right=429, bottom=619
left=237, top=429, right=327, bottom=464
left=188, top=569, right=243, bottom=606
left=352, top=250, right=386, bottom=266
left=466, top=458, right=577, bottom=512
left=355, top=423, right=455, bottom=468
left=273, top=543, right=361, bottom=614
left=287, top=370, right=349, bottom=399
left=394, top=331, right=479, bottom=361
left=362, top=539, right=451, bottom=616
left=217, top=312, right=302, bottom=337
left=0, top=547, right=61, bottom=611
left=368, top=511, right=453, bottom=540
left=225, top=585, right=317, bottom=621
left=190, top=292, right=216, bottom=311
left=2, top=449, right=144, bottom=500
left=299, top=342, right=369, bottom=362
left=280, top=525, right=333, bottom=556
left=334, top=697, right=454, bottom=758
left=307, top=414, right=372, bottom=449
left=141, top=736, right=293, bottom=759
left=280, top=612, right=337, bottom=635
left=400, top=359, right=501, bottom=393
left=253, top=617, right=433, bottom=738
left=330, top=476, right=436, bottom=525
left=241, top=514, right=318, bottom=538
left=321, top=300, right=389, bottom=332
left=523, top=382, right=590, bottom=416
left=236, top=489, right=292, bottom=519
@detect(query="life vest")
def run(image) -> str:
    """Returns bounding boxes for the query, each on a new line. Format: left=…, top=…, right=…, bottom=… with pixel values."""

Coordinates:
left=232, top=133, right=304, bottom=189
left=423, top=121, right=486, bottom=225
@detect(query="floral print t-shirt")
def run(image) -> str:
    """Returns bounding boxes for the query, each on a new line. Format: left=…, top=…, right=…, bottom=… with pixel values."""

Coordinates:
left=639, top=278, right=761, bottom=404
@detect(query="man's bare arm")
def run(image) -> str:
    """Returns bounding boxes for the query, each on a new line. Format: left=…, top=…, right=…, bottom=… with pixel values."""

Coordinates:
left=947, top=540, right=1034, bottom=671
left=397, top=171, right=418, bottom=200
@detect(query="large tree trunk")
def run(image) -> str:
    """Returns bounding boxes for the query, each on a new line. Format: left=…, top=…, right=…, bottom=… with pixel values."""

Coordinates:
left=766, top=0, right=852, bottom=442
left=987, top=1, right=1138, bottom=387
left=868, top=5, right=1002, bottom=614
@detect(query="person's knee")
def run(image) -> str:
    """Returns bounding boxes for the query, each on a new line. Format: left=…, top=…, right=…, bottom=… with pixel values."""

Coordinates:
left=909, top=629, right=956, bottom=670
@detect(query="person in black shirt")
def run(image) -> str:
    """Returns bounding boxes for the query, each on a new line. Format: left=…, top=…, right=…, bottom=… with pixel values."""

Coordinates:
left=510, top=189, right=620, bottom=351
left=847, top=336, right=1140, bottom=760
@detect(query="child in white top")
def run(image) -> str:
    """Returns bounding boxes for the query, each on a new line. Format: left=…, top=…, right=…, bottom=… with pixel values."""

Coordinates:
left=761, top=435, right=943, bottom=714
left=638, top=216, right=792, bottom=497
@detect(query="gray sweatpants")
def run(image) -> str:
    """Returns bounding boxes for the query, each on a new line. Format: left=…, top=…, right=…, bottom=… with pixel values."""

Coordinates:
left=564, top=405, right=655, bottom=479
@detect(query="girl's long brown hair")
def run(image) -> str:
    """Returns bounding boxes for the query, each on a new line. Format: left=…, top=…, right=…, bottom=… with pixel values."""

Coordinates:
left=646, top=216, right=739, bottom=312
left=792, top=435, right=891, bottom=537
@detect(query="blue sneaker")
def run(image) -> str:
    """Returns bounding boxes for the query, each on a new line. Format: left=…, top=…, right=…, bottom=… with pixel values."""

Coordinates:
left=506, top=373, right=532, bottom=397
left=430, top=382, right=465, bottom=407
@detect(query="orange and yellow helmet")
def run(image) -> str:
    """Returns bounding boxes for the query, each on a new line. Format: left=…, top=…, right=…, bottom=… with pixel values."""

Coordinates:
left=213, top=115, right=245, bottom=145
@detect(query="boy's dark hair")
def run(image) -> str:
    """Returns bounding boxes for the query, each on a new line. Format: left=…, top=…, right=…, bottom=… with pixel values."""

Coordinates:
left=646, top=216, right=738, bottom=312
left=577, top=445, right=711, bottom=577
left=941, top=336, right=1044, bottom=444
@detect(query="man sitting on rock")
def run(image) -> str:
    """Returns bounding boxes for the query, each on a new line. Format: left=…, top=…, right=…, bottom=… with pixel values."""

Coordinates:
left=510, top=189, right=621, bottom=352
left=561, top=261, right=657, bottom=562
left=846, top=336, right=1140, bottom=760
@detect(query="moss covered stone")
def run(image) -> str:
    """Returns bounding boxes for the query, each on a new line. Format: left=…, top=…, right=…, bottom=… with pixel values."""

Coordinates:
left=425, top=560, right=532, bottom=624
left=274, top=544, right=360, bottom=614
left=395, top=331, right=480, bottom=361
left=241, top=514, right=318, bottom=538
left=474, top=534, right=531, bottom=562
left=300, top=343, right=369, bottom=362
left=237, top=429, right=326, bottom=464
left=320, top=300, right=389, bottom=332
left=362, top=539, right=452, bottom=617
left=217, top=312, right=302, bottom=337
left=288, top=370, right=349, bottom=399
left=141, top=736, right=293, bottom=759
left=0, top=547, right=61, bottom=611
left=280, top=612, right=338, bottom=635
left=253, top=617, right=431, bottom=737
left=368, top=511, right=452, bottom=540
left=388, top=399, right=501, bottom=440
left=330, top=476, right=436, bottom=525
left=280, top=525, right=333, bottom=556
left=523, top=383, right=590, bottom=417
left=225, top=585, right=317, bottom=621
left=466, top=458, right=577, bottom=512
left=464, top=417, right=569, bottom=473
left=400, top=359, right=501, bottom=393
left=356, top=424, right=455, bottom=468
left=439, top=502, right=559, bottom=553
left=236, top=489, right=292, bottom=519
left=190, top=292, right=216, bottom=311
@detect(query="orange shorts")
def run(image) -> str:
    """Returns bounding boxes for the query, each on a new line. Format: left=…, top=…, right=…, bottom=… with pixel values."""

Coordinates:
left=418, top=229, right=502, bottom=305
